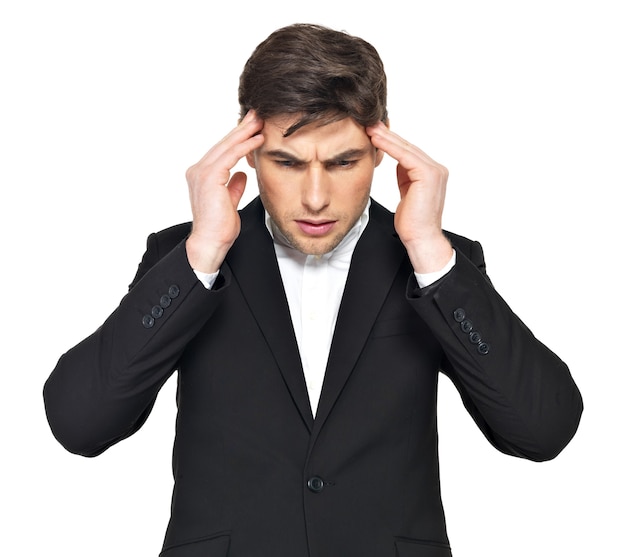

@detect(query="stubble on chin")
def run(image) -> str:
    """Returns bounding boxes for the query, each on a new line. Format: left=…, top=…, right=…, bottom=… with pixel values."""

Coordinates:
left=283, top=230, right=343, bottom=256
left=272, top=213, right=359, bottom=256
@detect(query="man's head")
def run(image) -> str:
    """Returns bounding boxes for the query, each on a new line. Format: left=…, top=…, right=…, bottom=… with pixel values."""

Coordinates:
left=241, top=24, right=389, bottom=256
left=239, top=23, right=388, bottom=136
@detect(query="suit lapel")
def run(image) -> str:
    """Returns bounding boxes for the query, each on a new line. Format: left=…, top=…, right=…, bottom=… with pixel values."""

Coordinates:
left=225, top=198, right=314, bottom=431
left=312, top=200, right=407, bottom=437
left=225, top=198, right=406, bottom=436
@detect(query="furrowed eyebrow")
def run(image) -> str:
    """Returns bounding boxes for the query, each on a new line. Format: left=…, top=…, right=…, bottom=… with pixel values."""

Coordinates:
left=263, top=147, right=370, bottom=164
left=264, top=149, right=305, bottom=163
left=324, top=148, right=370, bottom=163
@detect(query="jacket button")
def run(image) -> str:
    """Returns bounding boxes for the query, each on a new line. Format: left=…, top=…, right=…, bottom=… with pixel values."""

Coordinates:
left=160, top=294, right=172, bottom=308
left=460, top=319, right=473, bottom=333
left=469, top=331, right=482, bottom=344
left=453, top=308, right=466, bottom=322
left=151, top=305, right=164, bottom=319
left=142, top=315, right=155, bottom=329
left=477, top=342, right=490, bottom=355
left=307, top=476, right=325, bottom=493
left=168, top=285, right=180, bottom=298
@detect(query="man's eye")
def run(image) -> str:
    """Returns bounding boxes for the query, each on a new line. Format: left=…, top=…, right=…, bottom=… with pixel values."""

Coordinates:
left=274, top=160, right=299, bottom=168
left=330, top=160, right=357, bottom=169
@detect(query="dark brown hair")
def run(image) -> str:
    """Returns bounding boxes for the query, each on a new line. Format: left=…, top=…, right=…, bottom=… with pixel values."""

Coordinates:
left=238, top=23, right=388, bottom=136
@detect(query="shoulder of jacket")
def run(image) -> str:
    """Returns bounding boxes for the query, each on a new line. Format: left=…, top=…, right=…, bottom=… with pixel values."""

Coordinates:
left=369, top=198, right=479, bottom=256
left=151, top=222, right=192, bottom=253
left=444, top=230, right=478, bottom=254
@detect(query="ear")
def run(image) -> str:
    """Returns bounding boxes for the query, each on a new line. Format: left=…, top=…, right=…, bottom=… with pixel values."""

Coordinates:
left=246, top=152, right=256, bottom=169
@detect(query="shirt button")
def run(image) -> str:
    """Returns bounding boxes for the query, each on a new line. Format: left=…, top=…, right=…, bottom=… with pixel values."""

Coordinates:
left=307, top=476, right=325, bottom=493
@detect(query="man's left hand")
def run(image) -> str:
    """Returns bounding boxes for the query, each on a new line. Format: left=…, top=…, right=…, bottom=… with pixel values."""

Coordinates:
left=367, top=122, right=454, bottom=274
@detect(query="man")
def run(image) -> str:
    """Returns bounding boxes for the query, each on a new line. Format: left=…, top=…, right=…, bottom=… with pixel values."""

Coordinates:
left=44, top=23, right=583, bottom=557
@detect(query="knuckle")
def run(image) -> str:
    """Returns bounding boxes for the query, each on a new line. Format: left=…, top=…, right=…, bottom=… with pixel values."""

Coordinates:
left=185, top=165, right=197, bottom=181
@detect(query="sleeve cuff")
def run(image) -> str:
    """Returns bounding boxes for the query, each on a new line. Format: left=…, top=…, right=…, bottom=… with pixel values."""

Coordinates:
left=414, top=250, right=457, bottom=288
left=193, top=269, right=220, bottom=289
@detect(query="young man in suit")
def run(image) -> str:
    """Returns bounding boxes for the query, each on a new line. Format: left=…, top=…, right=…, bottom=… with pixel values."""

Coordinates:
left=44, top=23, right=583, bottom=557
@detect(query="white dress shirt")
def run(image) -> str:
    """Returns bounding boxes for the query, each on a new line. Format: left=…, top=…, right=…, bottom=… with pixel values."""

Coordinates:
left=265, top=201, right=370, bottom=415
left=194, top=200, right=455, bottom=416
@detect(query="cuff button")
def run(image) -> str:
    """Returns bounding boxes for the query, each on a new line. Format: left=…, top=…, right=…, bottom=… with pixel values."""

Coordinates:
left=469, top=331, right=482, bottom=344
left=142, top=315, right=155, bottom=329
left=453, top=308, right=466, bottom=322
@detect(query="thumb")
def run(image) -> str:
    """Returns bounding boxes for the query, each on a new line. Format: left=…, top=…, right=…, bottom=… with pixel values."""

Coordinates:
left=227, top=171, right=248, bottom=207
left=396, top=164, right=411, bottom=198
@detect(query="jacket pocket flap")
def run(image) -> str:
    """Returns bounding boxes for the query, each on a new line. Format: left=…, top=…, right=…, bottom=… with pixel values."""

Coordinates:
left=395, top=538, right=452, bottom=557
left=160, top=532, right=231, bottom=557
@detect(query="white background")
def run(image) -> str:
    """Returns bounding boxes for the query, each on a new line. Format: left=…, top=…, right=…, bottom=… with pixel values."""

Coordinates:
left=1, top=1, right=623, bottom=555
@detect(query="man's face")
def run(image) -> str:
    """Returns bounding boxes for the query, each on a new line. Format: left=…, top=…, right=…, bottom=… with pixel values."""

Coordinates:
left=247, top=116, right=384, bottom=256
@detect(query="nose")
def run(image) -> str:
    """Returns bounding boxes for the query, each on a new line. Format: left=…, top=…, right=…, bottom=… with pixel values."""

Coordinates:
left=301, top=166, right=330, bottom=212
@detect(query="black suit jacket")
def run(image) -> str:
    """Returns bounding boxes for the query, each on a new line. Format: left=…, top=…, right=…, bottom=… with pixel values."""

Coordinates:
left=44, top=197, right=582, bottom=557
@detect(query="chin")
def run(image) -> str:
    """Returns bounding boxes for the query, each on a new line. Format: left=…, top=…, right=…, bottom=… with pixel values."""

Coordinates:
left=295, top=237, right=342, bottom=256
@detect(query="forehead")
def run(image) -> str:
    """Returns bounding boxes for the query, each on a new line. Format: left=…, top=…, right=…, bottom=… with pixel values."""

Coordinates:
left=260, top=115, right=372, bottom=155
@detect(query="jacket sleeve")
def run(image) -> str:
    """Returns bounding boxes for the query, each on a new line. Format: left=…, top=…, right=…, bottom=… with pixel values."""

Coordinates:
left=43, top=233, right=230, bottom=457
left=406, top=240, right=583, bottom=461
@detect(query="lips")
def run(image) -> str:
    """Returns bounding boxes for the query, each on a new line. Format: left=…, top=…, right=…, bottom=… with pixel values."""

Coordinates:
left=295, top=220, right=336, bottom=236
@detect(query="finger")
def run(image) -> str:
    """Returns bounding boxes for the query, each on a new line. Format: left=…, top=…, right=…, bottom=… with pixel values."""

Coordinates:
left=368, top=126, right=427, bottom=161
left=216, top=110, right=263, bottom=151
left=369, top=125, right=449, bottom=192
left=197, top=112, right=264, bottom=168
left=186, top=130, right=264, bottom=189
left=213, top=132, right=264, bottom=174
left=367, top=123, right=437, bottom=166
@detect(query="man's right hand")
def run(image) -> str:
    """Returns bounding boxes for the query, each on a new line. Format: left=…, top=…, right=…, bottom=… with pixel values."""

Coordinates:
left=185, top=110, right=265, bottom=274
